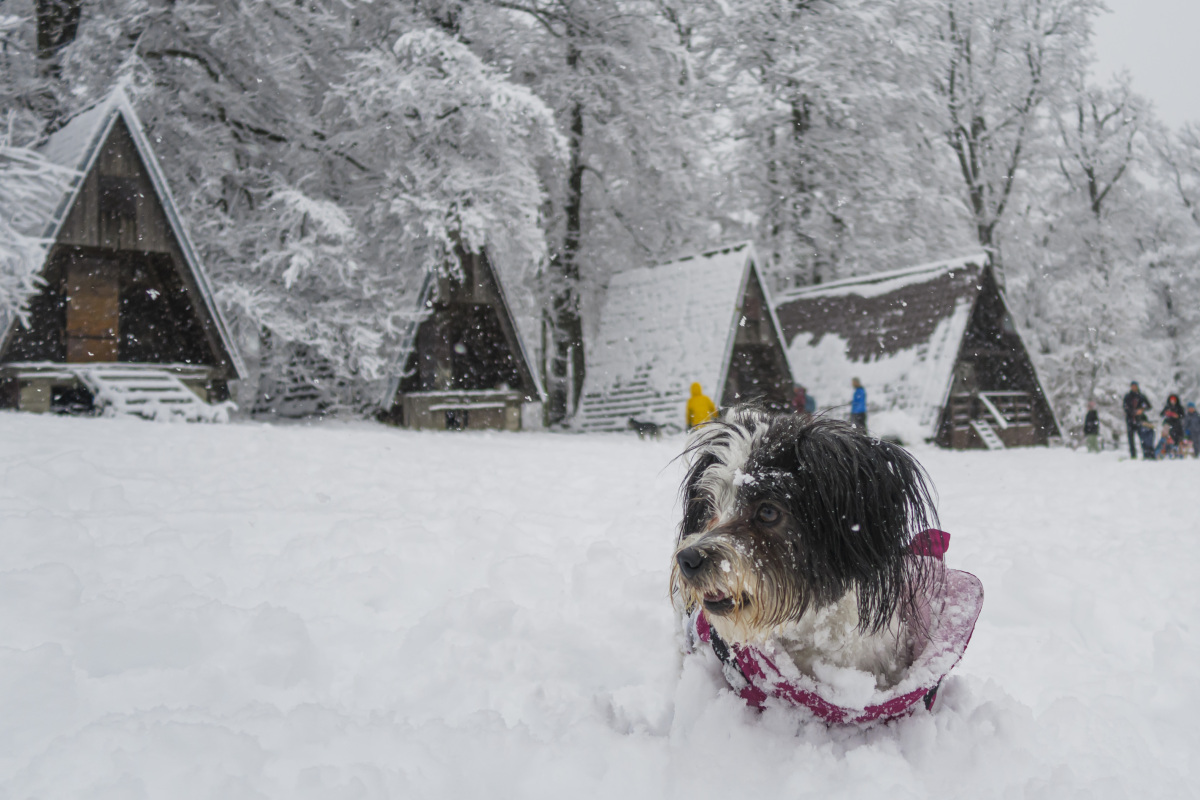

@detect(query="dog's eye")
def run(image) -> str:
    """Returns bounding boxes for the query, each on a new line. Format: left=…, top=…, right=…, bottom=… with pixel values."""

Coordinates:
left=756, top=504, right=780, bottom=525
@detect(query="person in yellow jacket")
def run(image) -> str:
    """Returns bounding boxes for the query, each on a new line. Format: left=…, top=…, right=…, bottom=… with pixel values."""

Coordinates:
left=686, top=382, right=718, bottom=429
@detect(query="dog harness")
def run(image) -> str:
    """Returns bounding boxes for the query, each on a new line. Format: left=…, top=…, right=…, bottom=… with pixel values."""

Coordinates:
left=690, top=529, right=984, bottom=725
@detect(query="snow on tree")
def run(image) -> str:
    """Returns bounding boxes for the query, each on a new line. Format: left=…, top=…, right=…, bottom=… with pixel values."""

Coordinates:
left=7, top=0, right=563, bottom=411
left=1139, top=123, right=1200, bottom=402
left=469, top=0, right=726, bottom=422
left=1158, top=122, right=1200, bottom=232
left=0, top=132, right=78, bottom=331
left=711, top=0, right=973, bottom=288
left=3, top=0, right=1193, bottom=423
left=932, top=0, right=1101, bottom=277
left=1025, top=76, right=1152, bottom=422
left=330, top=29, right=564, bottom=290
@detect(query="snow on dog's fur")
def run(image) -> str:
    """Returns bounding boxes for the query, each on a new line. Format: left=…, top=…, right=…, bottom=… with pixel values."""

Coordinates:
left=671, top=407, right=942, bottom=689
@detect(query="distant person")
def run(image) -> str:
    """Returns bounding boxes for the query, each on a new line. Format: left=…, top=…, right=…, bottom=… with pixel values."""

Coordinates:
left=1155, top=422, right=1178, bottom=460
left=686, top=382, right=718, bottom=430
left=805, top=392, right=817, bottom=415
left=1133, top=407, right=1156, bottom=460
left=791, top=386, right=809, bottom=416
left=1083, top=400, right=1101, bottom=453
left=1123, top=382, right=1151, bottom=459
left=850, top=377, right=867, bottom=432
left=1184, top=402, right=1200, bottom=458
left=1162, top=393, right=1186, bottom=446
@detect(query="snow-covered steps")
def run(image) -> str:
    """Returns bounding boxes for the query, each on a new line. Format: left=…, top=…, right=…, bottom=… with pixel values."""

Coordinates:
left=576, top=371, right=683, bottom=433
left=970, top=418, right=1006, bottom=450
left=71, top=364, right=233, bottom=422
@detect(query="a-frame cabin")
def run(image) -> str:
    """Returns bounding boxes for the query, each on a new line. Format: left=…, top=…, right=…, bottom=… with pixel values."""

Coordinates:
left=381, top=248, right=543, bottom=431
left=773, top=254, right=1060, bottom=448
left=577, top=242, right=795, bottom=433
left=0, top=89, right=243, bottom=418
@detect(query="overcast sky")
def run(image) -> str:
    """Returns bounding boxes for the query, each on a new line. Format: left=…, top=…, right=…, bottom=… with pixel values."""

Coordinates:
left=1091, top=0, right=1200, bottom=128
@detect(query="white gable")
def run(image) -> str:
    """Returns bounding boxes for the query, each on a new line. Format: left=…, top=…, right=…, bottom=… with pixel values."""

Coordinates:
left=577, top=242, right=764, bottom=432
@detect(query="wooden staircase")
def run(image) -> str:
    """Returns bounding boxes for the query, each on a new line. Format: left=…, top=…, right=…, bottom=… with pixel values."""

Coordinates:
left=576, top=366, right=683, bottom=432
left=71, top=365, right=232, bottom=422
left=969, top=418, right=1006, bottom=450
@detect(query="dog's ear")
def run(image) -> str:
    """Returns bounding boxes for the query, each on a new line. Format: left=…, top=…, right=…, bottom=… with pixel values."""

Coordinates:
left=758, top=416, right=938, bottom=631
left=840, top=435, right=938, bottom=632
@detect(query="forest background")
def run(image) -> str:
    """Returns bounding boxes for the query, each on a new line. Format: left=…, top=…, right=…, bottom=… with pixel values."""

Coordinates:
left=3, top=0, right=1200, bottom=431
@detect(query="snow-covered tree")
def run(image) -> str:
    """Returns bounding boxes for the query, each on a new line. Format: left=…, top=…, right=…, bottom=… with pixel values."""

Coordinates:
left=932, top=0, right=1101, bottom=277
left=1031, top=76, right=1150, bottom=417
left=709, top=0, right=971, bottom=288
left=473, top=0, right=723, bottom=422
left=4, top=0, right=563, bottom=411
left=1142, top=123, right=1200, bottom=400
left=330, top=29, right=563, bottom=288
left=0, top=133, right=77, bottom=326
left=1158, top=122, right=1200, bottom=232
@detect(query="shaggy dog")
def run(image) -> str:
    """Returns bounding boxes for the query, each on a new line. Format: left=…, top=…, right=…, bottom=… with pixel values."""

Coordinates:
left=671, top=407, right=941, bottom=690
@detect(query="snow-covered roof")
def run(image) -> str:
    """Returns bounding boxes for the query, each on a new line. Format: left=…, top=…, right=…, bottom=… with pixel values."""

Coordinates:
left=577, top=242, right=783, bottom=432
left=482, top=257, right=544, bottom=401
left=774, top=254, right=988, bottom=436
left=0, top=87, right=245, bottom=379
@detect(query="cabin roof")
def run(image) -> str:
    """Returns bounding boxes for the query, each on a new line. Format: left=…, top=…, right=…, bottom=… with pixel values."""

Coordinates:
left=773, top=254, right=989, bottom=432
left=0, top=87, right=246, bottom=379
left=577, top=241, right=786, bottom=431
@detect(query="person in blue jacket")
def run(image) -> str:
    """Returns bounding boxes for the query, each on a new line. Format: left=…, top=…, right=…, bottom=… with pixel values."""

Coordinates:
left=850, top=377, right=867, bottom=432
left=1184, top=402, right=1200, bottom=458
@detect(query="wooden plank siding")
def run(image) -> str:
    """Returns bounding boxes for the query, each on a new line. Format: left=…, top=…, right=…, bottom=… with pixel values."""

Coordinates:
left=57, top=118, right=176, bottom=253
left=64, top=258, right=120, bottom=362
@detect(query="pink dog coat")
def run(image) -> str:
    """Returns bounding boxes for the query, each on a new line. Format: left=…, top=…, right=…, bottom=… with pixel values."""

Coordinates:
left=690, top=529, right=983, bottom=725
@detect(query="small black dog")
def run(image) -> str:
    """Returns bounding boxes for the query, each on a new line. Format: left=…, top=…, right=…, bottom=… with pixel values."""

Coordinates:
left=628, top=417, right=662, bottom=440
left=671, top=407, right=940, bottom=688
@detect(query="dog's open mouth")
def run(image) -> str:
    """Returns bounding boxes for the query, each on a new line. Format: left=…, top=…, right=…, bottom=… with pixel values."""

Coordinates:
left=702, top=589, right=736, bottom=615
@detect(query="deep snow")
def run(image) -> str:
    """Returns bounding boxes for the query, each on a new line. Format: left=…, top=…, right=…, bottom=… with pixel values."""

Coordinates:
left=0, top=412, right=1196, bottom=798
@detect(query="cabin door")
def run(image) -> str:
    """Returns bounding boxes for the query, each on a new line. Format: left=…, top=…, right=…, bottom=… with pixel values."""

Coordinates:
left=65, top=258, right=120, bottom=362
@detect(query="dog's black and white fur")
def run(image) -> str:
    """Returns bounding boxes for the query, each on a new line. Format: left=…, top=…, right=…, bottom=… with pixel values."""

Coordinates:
left=671, top=407, right=940, bottom=689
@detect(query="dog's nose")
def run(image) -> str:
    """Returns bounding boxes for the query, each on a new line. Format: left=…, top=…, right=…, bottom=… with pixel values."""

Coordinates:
left=676, top=546, right=708, bottom=579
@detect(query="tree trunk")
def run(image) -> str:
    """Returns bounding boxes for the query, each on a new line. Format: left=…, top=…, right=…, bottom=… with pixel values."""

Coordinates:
left=35, top=0, right=82, bottom=80
left=545, top=44, right=586, bottom=425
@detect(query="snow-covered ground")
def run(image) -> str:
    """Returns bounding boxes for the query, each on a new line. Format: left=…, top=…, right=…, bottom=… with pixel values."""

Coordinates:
left=0, top=412, right=1196, bottom=799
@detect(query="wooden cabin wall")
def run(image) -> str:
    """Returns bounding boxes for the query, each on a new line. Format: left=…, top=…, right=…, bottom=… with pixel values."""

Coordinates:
left=3, top=248, right=214, bottom=366
left=57, top=119, right=176, bottom=253
left=50, top=117, right=232, bottom=379
left=956, top=278, right=1024, bottom=387
left=942, top=271, right=1057, bottom=446
left=723, top=269, right=792, bottom=410
left=118, top=252, right=214, bottom=364
left=403, top=304, right=522, bottom=392
left=397, top=251, right=533, bottom=398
